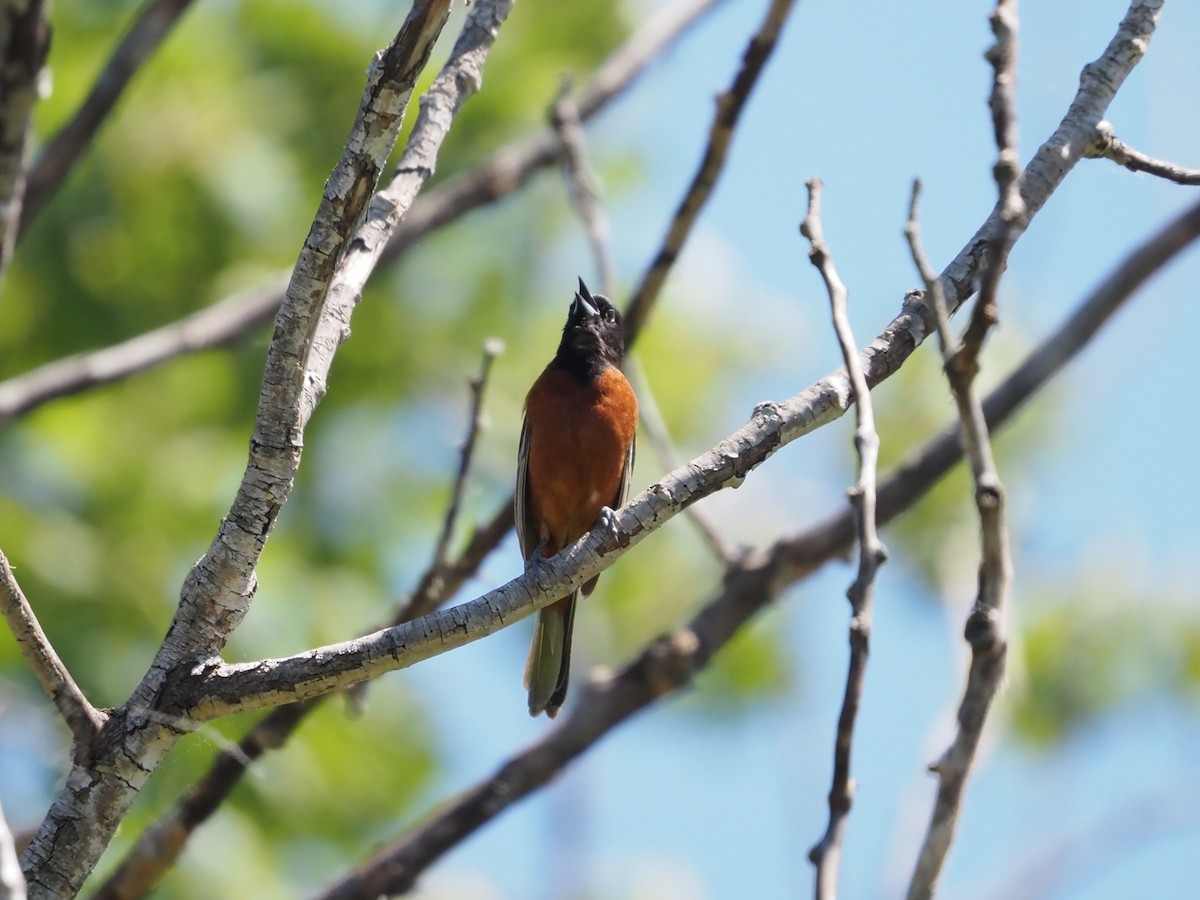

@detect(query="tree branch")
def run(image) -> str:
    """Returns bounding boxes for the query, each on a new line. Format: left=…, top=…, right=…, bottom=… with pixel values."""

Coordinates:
left=19, top=0, right=198, bottom=237
left=431, top=340, right=503, bottom=573
left=15, top=1, right=1170, bottom=892
left=57, top=9, right=738, bottom=885
left=19, top=2, right=477, bottom=893
left=0, top=0, right=726, bottom=423
left=800, top=178, right=887, bottom=900
left=312, top=190, right=1200, bottom=896
left=0, top=282, right=283, bottom=425
left=0, top=0, right=48, bottom=280
left=1085, top=119, right=1200, bottom=185
left=623, top=0, right=798, bottom=347
left=883, top=193, right=1200, bottom=530
left=0, top=549, right=106, bottom=749
left=904, top=3, right=1020, bottom=895
left=93, top=499, right=517, bottom=900
left=153, top=0, right=1166, bottom=726
left=143, top=0, right=457, bottom=703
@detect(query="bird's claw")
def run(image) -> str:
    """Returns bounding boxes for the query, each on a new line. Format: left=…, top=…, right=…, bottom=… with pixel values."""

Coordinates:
left=524, top=538, right=551, bottom=575
left=597, top=506, right=620, bottom=539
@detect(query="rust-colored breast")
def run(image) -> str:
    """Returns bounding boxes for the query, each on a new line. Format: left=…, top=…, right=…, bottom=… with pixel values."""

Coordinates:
left=523, top=365, right=637, bottom=555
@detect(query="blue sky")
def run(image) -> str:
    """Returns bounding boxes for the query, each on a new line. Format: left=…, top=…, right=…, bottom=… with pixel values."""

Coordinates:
left=403, top=2, right=1200, bottom=899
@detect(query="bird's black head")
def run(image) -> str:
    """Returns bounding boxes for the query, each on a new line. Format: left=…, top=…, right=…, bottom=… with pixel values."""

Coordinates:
left=553, top=277, right=625, bottom=380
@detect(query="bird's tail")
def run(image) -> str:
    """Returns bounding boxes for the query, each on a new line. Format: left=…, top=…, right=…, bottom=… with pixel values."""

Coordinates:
left=525, top=592, right=578, bottom=718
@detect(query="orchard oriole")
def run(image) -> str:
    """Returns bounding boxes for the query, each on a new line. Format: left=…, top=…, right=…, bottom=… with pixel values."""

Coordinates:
left=516, top=278, right=638, bottom=718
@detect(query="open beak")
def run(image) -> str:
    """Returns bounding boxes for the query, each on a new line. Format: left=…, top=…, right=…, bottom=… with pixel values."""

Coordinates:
left=572, top=276, right=599, bottom=319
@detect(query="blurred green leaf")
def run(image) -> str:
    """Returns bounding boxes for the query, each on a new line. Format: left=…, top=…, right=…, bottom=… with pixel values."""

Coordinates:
left=1009, top=578, right=1200, bottom=746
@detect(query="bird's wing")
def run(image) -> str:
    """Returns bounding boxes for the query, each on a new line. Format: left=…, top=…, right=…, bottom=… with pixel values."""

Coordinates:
left=515, top=414, right=538, bottom=560
left=614, top=433, right=636, bottom=510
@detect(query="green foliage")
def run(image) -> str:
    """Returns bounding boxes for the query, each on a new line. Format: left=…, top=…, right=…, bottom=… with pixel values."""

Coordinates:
left=690, top=609, right=792, bottom=714
left=1009, top=579, right=1200, bottom=746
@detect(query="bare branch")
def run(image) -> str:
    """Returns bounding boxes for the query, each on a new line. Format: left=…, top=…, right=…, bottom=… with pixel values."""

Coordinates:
left=0, top=549, right=105, bottom=748
left=98, top=336, right=508, bottom=900
left=623, top=0, right=798, bottom=347
left=964, top=0, right=1026, bottom=361
left=0, top=282, right=282, bottom=425
left=19, top=0, right=198, bottom=236
left=800, top=178, right=887, bottom=900
left=95, top=499, right=517, bottom=900
left=151, top=0, right=1166, bottom=724
left=431, top=340, right=504, bottom=572
left=312, top=192, right=1200, bottom=895
left=89, top=699, right=304, bottom=900
left=0, top=0, right=48, bottom=280
left=550, top=82, right=615, bottom=296
left=17, top=1, right=1170, bottom=891
left=19, top=1, right=479, bottom=892
left=143, top=0, right=457, bottom=692
left=904, top=4, right=1021, bottom=895
left=904, top=184, right=1013, bottom=900
left=1086, top=119, right=1200, bottom=185
left=0, top=0, right=726, bottom=422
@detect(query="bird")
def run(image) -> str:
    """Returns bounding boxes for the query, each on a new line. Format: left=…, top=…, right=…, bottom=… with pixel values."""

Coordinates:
left=516, top=277, right=638, bottom=718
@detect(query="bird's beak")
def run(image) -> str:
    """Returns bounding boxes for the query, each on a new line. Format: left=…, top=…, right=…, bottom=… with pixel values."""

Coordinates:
left=573, top=277, right=599, bottom=319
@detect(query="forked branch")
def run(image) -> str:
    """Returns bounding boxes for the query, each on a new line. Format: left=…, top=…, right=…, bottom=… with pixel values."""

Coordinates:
left=801, top=178, right=887, bottom=900
left=903, top=2, right=1020, bottom=896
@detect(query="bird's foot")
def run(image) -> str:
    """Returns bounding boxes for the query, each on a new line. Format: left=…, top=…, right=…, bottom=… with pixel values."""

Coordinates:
left=524, top=538, right=552, bottom=575
left=597, top=506, right=621, bottom=540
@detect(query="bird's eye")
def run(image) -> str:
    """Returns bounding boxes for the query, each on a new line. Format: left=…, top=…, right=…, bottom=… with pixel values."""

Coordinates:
left=604, top=307, right=617, bottom=322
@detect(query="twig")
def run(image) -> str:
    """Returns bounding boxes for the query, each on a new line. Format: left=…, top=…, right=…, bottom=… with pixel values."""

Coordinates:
left=623, top=0, right=797, bottom=347
left=903, top=4, right=1020, bottom=896
left=963, top=0, right=1026, bottom=360
left=0, top=796, right=24, bottom=900
left=341, top=337, right=502, bottom=712
left=0, top=0, right=48, bottom=280
left=625, top=356, right=735, bottom=563
left=1085, top=120, right=1200, bottom=185
left=0, top=549, right=105, bottom=749
left=0, top=0, right=725, bottom=422
left=549, top=82, right=615, bottom=296
left=431, top=340, right=504, bottom=571
left=0, top=281, right=283, bottom=424
left=19, top=0, right=198, bottom=237
left=800, top=179, right=887, bottom=900
left=311, top=192, right=1200, bottom=896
